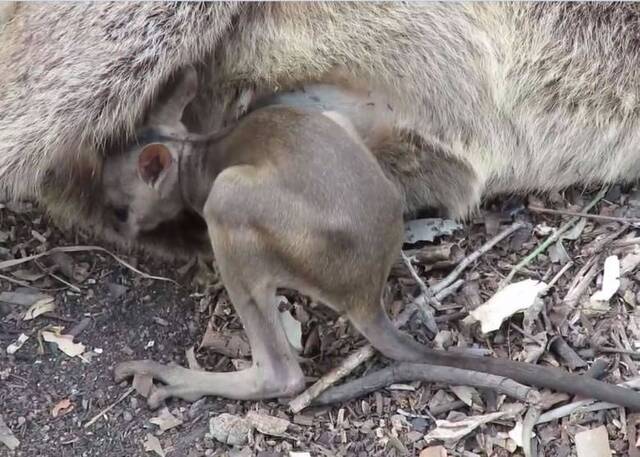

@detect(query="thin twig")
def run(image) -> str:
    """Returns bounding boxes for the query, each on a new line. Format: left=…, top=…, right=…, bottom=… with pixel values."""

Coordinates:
left=545, top=261, right=573, bottom=291
left=536, top=377, right=640, bottom=424
left=522, top=406, right=541, bottom=457
left=401, top=251, right=430, bottom=297
left=84, top=387, right=135, bottom=428
left=528, top=205, right=640, bottom=225
left=312, top=362, right=539, bottom=406
left=0, top=245, right=176, bottom=284
left=0, top=272, right=32, bottom=288
left=502, top=188, right=607, bottom=287
left=401, top=251, right=438, bottom=332
left=434, top=221, right=526, bottom=294
left=46, top=270, right=81, bottom=293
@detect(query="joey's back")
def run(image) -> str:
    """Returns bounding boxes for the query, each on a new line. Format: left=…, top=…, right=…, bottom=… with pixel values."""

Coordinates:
left=205, top=105, right=404, bottom=298
left=220, top=106, right=402, bottom=224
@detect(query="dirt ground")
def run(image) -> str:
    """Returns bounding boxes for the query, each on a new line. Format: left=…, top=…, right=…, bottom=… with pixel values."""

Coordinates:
left=2, top=185, right=640, bottom=457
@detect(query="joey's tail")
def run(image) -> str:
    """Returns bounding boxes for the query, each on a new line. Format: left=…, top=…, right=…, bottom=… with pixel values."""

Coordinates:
left=349, top=304, right=640, bottom=410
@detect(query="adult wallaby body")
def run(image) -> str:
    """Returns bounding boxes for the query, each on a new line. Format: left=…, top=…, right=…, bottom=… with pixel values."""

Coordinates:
left=2, top=3, right=640, bottom=257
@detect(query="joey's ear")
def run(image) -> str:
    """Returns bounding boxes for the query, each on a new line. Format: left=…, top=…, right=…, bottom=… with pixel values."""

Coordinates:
left=137, top=143, right=175, bottom=188
left=150, top=65, right=199, bottom=125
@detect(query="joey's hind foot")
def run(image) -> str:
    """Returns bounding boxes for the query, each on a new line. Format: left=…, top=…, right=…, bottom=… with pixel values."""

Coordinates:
left=115, top=360, right=206, bottom=409
left=114, top=359, right=305, bottom=409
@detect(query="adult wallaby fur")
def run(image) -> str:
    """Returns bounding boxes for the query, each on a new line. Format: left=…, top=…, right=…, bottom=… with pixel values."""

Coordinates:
left=3, top=3, right=640, bottom=258
left=102, top=67, right=640, bottom=410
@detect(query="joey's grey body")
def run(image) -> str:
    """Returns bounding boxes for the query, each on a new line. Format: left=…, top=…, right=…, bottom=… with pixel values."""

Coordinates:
left=2, top=3, right=640, bottom=257
left=104, top=68, right=408, bottom=406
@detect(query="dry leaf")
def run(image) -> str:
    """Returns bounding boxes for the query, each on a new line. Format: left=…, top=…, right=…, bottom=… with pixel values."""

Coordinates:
left=11, top=269, right=45, bottom=281
left=549, top=239, right=570, bottom=264
left=534, top=223, right=554, bottom=236
left=41, top=331, right=85, bottom=357
left=588, top=256, right=620, bottom=314
left=469, top=280, right=547, bottom=334
left=424, top=412, right=506, bottom=443
left=246, top=411, right=290, bottom=436
left=563, top=217, right=588, bottom=241
left=143, top=433, right=165, bottom=457
left=6, top=333, right=29, bottom=355
left=419, top=446, right=447, bottom=457
left=508, top=421, right=535, bottom=449
left=591, top=255, right=620, bottom=302
left=279, top=309, right=302, bottom=353
left=0, top=290, right=51, bottom=306
left=450, top=386, right=480, bottom=407
left=150, top=408, right=183, bottom=434
left=199, top=322, right=251, bottom=358
left=621, top=246, right=640, bottom=275
left=289, top=453, right=312, bottom=457
left=22, top=296, right=55, bottom=321
left=0, top=414, right=19, bottom=450
left=575, top=426, right=612, bottom=457
left=132, top=373, right=153, bottom=398
left=405, top=218, right=461, bottom=244
left=51, top=398, right=73, bottom=417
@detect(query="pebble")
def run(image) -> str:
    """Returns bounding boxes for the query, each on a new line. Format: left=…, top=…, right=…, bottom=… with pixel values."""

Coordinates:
left=209, top=413, right=252, bottom=446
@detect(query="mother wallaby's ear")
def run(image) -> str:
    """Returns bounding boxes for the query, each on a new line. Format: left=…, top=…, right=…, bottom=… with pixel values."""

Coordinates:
left=137, top=143, right=175, bottom=189
left=149, top=65, right=199, bottom=126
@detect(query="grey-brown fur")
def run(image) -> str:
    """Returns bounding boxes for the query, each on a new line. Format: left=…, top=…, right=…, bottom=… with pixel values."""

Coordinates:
left=3, top=3, right=640, bottom=258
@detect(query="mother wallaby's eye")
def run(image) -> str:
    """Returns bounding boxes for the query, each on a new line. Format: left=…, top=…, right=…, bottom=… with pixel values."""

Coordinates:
left=113, top=207, right=128, bottom=223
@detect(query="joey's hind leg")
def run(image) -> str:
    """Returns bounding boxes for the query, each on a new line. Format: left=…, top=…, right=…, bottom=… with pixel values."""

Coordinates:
left=373, top=129, right=484, bottom=218
left=115, top=239, right=304, bottom=409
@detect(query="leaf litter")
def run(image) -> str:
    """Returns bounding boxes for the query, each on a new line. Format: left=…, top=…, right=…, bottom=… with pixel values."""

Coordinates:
left=6, top=188, right=640, bottom=456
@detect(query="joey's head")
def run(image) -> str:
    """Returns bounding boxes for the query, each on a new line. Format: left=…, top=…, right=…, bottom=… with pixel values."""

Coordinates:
left=102, top=141, right=185, bottom=238
left=101, top=65, right=199, bottom=239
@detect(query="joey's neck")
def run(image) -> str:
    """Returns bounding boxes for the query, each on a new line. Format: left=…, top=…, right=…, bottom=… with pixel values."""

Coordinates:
left=178, top=137, right=239, bottom=216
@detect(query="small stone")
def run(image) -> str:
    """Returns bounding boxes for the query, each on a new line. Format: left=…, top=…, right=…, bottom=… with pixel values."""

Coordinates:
left=209, top=413, right=252, bottom=446
left=411, top=417, right=430, bottom=433
left=123, top=411, right=133, bottom=422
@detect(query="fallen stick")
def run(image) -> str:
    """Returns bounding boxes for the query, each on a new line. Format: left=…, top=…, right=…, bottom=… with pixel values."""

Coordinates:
left=501, top=187, right=607, bottom=287
left=311, top=363, right=539, bottom=405
left=528, top=205, right=640, bottom=225
left=288, top=345, right=376, bottom=414
left=289, top=223, right=525, bottom=413
left=84, top=387, right=135, bottom=428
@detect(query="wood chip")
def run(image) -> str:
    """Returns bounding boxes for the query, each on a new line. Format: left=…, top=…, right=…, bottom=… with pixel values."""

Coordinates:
left=0, top=415, right=19, bottom=450
left=150, top=408, right=183, bottom=434
left=420, top=446, right=447, bottom=457
left=574, top=425, right=612, bottom=457
left=143, top=434, right=165, bottom=457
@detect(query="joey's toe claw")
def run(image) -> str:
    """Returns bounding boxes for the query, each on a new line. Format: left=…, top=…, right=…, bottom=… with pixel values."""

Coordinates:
left=149, top=385, right=204, bottom=408
left=114, top=360, right=162, bottom=382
